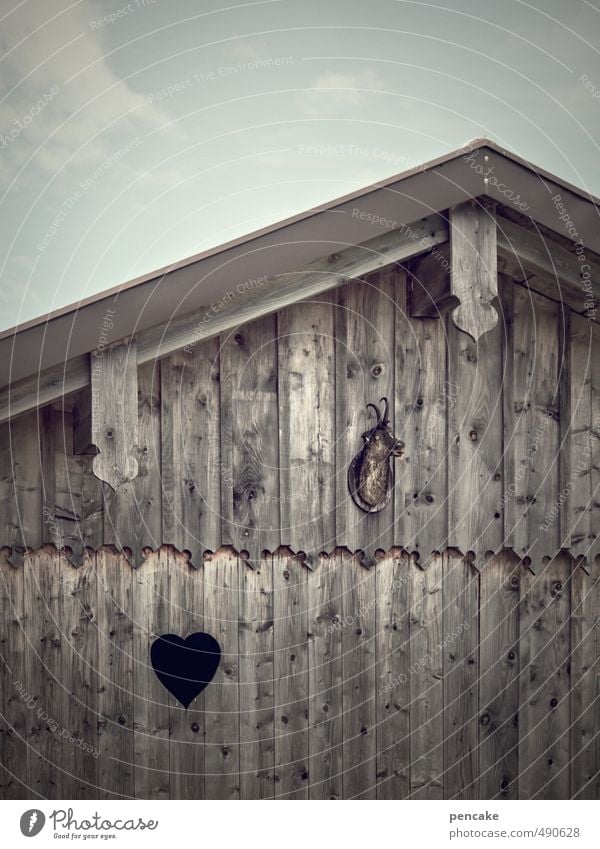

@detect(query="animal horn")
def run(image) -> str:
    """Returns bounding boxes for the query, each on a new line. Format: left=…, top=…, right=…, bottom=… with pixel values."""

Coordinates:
left=366, top=402, right=382, bottom=427
left=380, top=397, right=390, bottom=425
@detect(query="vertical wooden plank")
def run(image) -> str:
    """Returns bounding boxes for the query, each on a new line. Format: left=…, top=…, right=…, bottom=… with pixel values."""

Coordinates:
left=408, top=553, right=444, bottom=799
left=273, top=551, right=309, bottom=798
left=24, top=548, right=76, bottom=798
left=132, top=549, right=170, bottom=799
left=571, top=563, right=600, bottom=798
left=591, top=322, right=600, bottom=568
left=376, top=550, right=411, bottom=799
left=161, top=342, right=221, bottom=566
left=239, top=556, right=274, bottom=799
left=168, top=549, right=206, bottom=800
left=447, top=306, right=504, bottom=564
left=342, top=553, right=377, bottom=799
left=443, top=550, right=479, bottom=799
left=203, top=549, right=240, bottom=799
left=519, top=555, right=571, bottom=799
left=54, top=409, right=103, bottom=562
left=96, top=548, right=134, bottom=799
left=0, top=552, right=28, bottom=797
left=396, top=275, right=448, bottom=559
left=7, top=412, right=43, bottom=558
left=65, top=552, right=99, bottom=797
left=499, top=275, right=516, bottom=549
left=508, top=288, right=561, bottom=570
left=220, top=315, right=280, bottom=563
left=91, top=339, right=139, bottom=491
left=450, top=200, right=498, bottom=341
left=478, top=552, right=520, bottom=799
left=335, top=270, right=396, bottom=562
left=278, top=298, right=335, bottom=563
left=308, top=553, right=343, bottom=799
left=104, top=362, right=161, bottom=563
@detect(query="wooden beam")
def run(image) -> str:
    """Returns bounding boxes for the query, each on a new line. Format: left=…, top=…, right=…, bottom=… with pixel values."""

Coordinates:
left=497, top=216, right=600, bottom=318
left=0, top=214, right=448, bottom=424
left=135, top=213, right=448, bottom=363
left=91, top=339, right=139, bottom=490
left=72, top=386, right=96, bottom=455
left=450, top=201, right=499, bottom=341
left=408, top=243, right=459, bottom=318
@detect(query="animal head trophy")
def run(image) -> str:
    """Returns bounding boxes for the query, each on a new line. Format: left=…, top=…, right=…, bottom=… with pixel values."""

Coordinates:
left=348, top=397, right=405, bottom=513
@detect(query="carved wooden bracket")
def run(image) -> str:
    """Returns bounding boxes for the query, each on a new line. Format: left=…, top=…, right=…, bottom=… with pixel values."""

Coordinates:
left=90, top=339, right=139, bottom=490
left=450, top=201, right=499, bottom=341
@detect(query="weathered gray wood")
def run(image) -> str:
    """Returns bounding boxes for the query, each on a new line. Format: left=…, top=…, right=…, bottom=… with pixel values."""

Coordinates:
left=72, top=386, right=96, bottom=455
left=447, top=304, right=504, bottom=564
left=408, top=243, right=458, bottom=318
left=497, top=216, right=600, bottom=319
left=167, top=548, right=206, bottom=800
left=203, top=548, right=240, bottom=799
left=508, top=287, right=561, bottom=570
left=91, top=339, right=139, bottom=490
left=64, top=551, right=99, bottom=797
left=590, top=322, right=600, bottom=568
left=0, top=355, right=89, bottom=426
left=518, top=555, right=571, bottom=799
left=335, top=271, right=396, bottom=564
left=443, top=550, right=479, bottom=799
left=220, top=315, right=280, bottom=564
left=278, top=298, right=336, bottom=564
left=273, top=551, right=309, bottom=798
left=103, top=362, right=161, bottom=565
left=0, top=551, right=28, bottom=797
left=136, top=215, right=449, bottom=367
left=450, top=202, right=498, bottom=341
left=239, top=556, right=274, bottom=799
left=307, top=552, right=343, bottom=799
left=4, top=412, right=43, bottom=564
left=478, top=552, right=520, bottom=799
left=96, top=547, right=134, bottom=799
left=408, top=553, right=443, bottom=798
left=571, top=561, right=600, bottom=798
left=397, top=290, right=448, bottom=560
left=132, top=549, right=170, bottom=799
left=160, top=342, right=221, bottom=567
left=376, top=549, right=410, bottom=799
left=342, top=553, right=377, bottom=799
left=562, top=313, right=594, bottom=562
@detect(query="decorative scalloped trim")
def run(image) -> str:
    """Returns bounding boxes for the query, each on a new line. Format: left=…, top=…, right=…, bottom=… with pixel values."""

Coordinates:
left=0, top=542, right=595, bottom=573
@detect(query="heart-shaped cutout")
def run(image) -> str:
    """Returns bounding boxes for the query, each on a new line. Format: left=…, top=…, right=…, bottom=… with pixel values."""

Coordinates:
left=150, top=632, right=221, bottom=708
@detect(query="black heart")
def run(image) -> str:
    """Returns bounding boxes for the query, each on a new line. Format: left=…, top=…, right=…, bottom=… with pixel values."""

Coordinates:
left=150, top=632, right=221, bottom=708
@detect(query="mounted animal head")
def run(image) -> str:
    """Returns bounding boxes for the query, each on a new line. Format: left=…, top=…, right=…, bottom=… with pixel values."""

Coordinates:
left=348, top=397, right=405, bottom=512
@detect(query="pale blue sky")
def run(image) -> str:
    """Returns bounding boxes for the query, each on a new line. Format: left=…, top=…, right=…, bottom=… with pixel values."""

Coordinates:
left=1, top=0, right=599, bottom=330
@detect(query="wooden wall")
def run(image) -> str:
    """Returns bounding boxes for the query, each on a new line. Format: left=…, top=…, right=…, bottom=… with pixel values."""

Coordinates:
left=0, top=268, right=599, bottom=800
left=0, top=546, right=598, bottom=800
left=0, top=268, right=597, bottom=570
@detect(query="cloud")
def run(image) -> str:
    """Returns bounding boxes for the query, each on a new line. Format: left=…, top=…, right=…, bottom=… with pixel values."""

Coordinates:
left=300, top=68, right=383, bottom=116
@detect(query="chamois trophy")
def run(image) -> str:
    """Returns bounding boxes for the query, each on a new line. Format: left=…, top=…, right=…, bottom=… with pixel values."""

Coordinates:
left=348, top=397, right=404, bottom=512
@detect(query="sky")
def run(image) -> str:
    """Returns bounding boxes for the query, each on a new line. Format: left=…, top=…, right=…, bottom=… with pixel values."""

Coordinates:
left=1, top=0, right=599, bottom=331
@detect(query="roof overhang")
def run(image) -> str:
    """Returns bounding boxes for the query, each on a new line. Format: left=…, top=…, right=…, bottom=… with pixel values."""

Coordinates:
left=1, top=138, right=599, bottom=387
